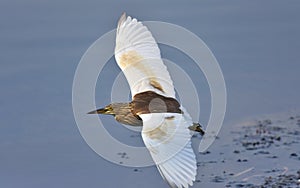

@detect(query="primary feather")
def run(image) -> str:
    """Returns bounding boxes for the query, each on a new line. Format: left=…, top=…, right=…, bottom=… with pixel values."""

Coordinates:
left=115, top=13, right=175, bottom=99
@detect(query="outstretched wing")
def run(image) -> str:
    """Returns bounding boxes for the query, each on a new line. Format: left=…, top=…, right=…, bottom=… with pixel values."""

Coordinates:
left=140, top=109, right=197, bottom=188
left=115, top=13, right=175, bottom=99
left=115, top=13, right=197, bottom=187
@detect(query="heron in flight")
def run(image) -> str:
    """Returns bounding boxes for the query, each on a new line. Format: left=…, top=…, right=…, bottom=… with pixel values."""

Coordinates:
left=88, top=13, right=204, bottom=188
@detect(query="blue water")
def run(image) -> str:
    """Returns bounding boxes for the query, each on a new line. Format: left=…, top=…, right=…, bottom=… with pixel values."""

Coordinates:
left=1, top=0, right=299, bottom=187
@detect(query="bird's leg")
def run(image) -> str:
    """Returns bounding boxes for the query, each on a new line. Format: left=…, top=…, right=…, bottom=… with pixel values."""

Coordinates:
left=188, top=122, right=205, bottom=136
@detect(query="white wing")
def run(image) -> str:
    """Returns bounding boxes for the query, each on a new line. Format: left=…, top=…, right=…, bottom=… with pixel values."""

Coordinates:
left=115, top=13, right=175, bottom=98
left=140, top=108, right=197, bottom=188
left=115, top=13, right=197, bottom=187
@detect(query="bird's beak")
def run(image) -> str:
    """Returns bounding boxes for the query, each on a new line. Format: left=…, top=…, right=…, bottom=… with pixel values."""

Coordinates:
left=87, top=107, right=113, bottom=115
left=87, top=108, right=106, bottom=114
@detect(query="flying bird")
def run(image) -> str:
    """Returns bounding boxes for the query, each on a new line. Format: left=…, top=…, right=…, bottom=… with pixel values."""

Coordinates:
left=88, top=13, right=204, bottom=188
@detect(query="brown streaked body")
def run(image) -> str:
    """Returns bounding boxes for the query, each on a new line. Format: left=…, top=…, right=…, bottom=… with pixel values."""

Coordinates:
left=88, top=103, right=143, bottom=126
left=88, top=91, right=204, bottom=135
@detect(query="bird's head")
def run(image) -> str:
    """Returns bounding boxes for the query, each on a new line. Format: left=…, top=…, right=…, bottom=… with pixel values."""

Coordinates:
left=87, top=104, right=115, bottom=115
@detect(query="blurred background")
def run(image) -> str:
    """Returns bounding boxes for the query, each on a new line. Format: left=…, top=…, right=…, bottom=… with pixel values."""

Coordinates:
left=1, top=0, right=299, bottom=187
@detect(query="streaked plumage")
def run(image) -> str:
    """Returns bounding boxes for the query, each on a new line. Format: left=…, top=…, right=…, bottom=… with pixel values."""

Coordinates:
left=88, top=13, right=205, bottom=188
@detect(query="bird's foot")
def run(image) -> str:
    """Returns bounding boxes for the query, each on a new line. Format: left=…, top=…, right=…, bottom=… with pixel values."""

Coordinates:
left=188, top=123, right=205, bottom=136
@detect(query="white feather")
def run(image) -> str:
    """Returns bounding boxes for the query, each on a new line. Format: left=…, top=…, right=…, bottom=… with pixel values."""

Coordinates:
left=115, top=13, right=175, bottom=98
left=140, top=109, right=197, bottom=188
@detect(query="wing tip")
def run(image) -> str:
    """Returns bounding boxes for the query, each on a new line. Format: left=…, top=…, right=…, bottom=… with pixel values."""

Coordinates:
left=117, top=12, right=127, bottom=30
left=158, top=163, right=196, bottom=188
